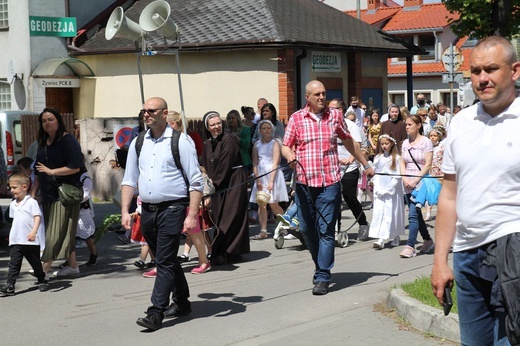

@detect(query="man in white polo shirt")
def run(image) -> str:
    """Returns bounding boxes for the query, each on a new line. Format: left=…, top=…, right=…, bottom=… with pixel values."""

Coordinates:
left=431, top=36, right=520, bottom=345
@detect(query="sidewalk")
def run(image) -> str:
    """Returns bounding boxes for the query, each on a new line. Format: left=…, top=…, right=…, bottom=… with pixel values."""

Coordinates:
left=0, top=200, right=459, bottom=345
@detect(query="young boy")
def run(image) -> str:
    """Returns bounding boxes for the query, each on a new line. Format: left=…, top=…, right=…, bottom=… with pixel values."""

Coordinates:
left=0, top=173, right=48, bottom=296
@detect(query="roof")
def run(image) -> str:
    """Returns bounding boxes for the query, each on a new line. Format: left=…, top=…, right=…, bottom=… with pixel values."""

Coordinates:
left=382, top=4, right=459, bottom=33
left=78, top=0, right=422, bottom=56
left=388, top=36, right=471, bottom=76
left=346, top=7, right=400, bottom=26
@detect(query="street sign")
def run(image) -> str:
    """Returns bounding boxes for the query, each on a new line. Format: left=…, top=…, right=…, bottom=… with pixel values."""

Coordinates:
left=113, top=126, right=133, bottom=148
left=442, top=73, right=464, bottom=84
left=29, top=16, right=77, bottom=37
left=442, top=46, right=463, bottom=72
left=311, top=52, right=341, bottom=72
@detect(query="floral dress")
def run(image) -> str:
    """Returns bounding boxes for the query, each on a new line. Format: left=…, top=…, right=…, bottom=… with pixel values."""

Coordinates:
left=367, top=123, right=382, bottom=156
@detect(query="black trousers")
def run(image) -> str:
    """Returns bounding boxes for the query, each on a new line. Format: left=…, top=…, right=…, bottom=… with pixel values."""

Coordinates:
left=8, top=244, right=46, bottom=286
left=141, top=203, right=190, bottom=315
left=340, top=169, right=368, bottom=226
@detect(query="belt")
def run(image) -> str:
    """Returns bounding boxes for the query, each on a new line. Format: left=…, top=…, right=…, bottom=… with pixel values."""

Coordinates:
left=142, top=198, right=189, bottom=211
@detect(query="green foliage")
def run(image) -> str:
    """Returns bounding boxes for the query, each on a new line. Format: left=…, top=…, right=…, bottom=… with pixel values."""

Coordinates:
left=401, top=275, right=458, bottom=314
left=93, top=213, right=122, bottom=243
left=442, top=0, right=520, bottom=39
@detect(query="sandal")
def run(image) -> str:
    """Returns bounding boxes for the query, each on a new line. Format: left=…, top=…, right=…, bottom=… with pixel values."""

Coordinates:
left=251, top=231, right=268, bottom=240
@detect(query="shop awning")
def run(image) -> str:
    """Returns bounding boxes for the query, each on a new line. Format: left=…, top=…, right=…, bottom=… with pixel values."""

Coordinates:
left=32, top=58, right=95, bottom=77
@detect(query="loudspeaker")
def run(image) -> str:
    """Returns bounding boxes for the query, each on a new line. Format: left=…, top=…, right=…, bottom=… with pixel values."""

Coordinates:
left=139, top=0, right=178, bottom=40
left=105, top=6, right=143, bottom=41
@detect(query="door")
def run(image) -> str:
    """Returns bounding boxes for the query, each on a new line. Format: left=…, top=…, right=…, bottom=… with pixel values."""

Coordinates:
left=45, top=88, right=73, bottom=113
left=362, top=88, right=383, bottom=113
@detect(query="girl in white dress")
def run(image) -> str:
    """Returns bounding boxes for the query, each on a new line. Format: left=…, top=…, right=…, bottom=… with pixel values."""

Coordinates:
left=368, top=134, right=405, bottom=249
left=250, top=120, right=289, bottom=239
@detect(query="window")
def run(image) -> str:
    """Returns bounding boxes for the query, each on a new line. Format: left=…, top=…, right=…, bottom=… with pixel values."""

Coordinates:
left=0, top=0, right=8, bottom=29
left=13, top=121, right=22, bottom=148
left=441, top=92, right=459, bottom=108
left=390, top=93, right=405, bottom=106
left=0, top=80, right=11, bottom=109
left=415, top=92, right=431, bottom=103
left=418, top=34, right=435, bottom=60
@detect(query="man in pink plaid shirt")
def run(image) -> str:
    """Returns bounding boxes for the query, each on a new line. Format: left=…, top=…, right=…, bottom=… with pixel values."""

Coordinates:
left=282, top=80, right=374, bottom=295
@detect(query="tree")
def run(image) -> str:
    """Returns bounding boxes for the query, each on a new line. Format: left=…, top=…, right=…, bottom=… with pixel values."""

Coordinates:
left=442, top=0, right=520, bottom=39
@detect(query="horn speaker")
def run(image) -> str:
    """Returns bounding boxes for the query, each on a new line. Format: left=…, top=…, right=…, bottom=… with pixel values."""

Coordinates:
left=105, top=6, right=143, bottom=41
left=139, top=0, right=178, bottom=40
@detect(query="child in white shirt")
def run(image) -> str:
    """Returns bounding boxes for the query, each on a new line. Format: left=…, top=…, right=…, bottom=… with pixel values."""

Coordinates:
left=0, top=173, right=48, bottom=296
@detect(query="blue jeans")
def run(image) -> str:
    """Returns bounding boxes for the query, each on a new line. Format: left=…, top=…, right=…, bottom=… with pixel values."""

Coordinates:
left=285, top=200, right=298, bottom=220
left=404, top=193, right=431, bottom=248
left=454, top=248, right=510, bottom=345
left=295, top=182, right=341, bottom=283
left=141, top=203, right=190, bottom=315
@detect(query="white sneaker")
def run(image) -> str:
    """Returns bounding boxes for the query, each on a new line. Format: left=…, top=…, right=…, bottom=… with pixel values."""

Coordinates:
left=53, top=266, right=80, bottom=277
left=391, top=236, right=400, bottom=247
left=373, top=238, right=384, bottom=250
left=284, top=234, right=297, bottom=240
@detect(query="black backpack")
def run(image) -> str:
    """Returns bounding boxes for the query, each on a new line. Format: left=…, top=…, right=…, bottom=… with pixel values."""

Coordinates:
left=134, top=129, right=189, bottom=192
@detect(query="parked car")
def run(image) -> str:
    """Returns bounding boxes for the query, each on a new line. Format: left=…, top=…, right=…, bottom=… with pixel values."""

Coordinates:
left=0, top=110, right=38, bottom=177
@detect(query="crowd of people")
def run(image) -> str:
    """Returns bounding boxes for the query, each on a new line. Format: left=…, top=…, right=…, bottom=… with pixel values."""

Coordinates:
left=0, top=35, right=518, bottom=344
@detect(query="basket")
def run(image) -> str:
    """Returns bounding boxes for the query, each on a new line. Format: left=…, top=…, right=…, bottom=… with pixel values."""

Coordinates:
left=256, top=190, right=271, bottom=207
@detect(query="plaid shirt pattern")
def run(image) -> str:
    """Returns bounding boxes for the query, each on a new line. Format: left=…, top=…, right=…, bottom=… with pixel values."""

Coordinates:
left=283, top=105, right=351, bottom=187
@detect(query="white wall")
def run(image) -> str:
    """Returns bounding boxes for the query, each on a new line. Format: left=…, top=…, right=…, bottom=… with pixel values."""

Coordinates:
left=0, top=1, right=32, bottom=110
left=77, top=49, right=280, bottom=119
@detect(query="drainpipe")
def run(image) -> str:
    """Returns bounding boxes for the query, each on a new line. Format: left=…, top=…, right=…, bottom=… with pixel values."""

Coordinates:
left=295, top=49, right=307, bottom=109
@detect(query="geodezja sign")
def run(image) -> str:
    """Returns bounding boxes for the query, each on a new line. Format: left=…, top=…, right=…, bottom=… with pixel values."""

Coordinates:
left=29, top=16, right=77, bottom=37
left=311, top=51, right=341, bottom=72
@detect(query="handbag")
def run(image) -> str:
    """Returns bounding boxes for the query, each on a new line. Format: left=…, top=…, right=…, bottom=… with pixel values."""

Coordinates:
left=58, top=183, right=82, bottom=205
left=44, top=145, right=82, bottom=206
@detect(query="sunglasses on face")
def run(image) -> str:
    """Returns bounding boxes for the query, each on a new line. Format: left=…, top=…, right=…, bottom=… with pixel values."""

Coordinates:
left=141, top=108, right=164, bottom=115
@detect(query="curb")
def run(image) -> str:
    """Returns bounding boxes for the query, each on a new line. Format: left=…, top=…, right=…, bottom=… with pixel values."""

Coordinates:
left=386, top=288, right=460, bottom=343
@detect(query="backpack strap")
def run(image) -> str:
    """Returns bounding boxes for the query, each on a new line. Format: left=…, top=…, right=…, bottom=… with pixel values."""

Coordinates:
left=171, top=129, right=190, bottom=194
left=135, top=131, right=146, bottom=158
left=135, top=129, right=190, bottom=195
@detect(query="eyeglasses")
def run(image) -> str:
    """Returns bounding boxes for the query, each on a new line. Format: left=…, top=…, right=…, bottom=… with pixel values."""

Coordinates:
left=141, top=108, right=164, bottom=115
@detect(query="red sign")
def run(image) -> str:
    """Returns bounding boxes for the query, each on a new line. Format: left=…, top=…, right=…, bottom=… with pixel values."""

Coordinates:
left=115, top=127, right=133, bottom=148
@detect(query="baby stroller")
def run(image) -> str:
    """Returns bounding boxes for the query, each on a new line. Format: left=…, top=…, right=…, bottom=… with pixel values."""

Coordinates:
left=273, top=208, right=349, bottom=249
left=272, top=188, right=349, bottom=249
left=273, top=172, right=305, bottom=249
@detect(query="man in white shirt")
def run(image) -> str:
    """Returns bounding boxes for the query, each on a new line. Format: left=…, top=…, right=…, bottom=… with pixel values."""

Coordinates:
left=410, top=93, right=429, bottom=114
left=254, top=97, right=268, bottom=124
left=431, top=36, right=520, bottom=345
left=122, top=97, right=204, bottom=331
left=346, top=96, right=365, bottom=129
left=338, top=110, right=370, bottom=241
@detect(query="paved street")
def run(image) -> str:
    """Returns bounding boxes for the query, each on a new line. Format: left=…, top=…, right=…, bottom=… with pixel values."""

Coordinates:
left=0, top=199, right=454, bottom=345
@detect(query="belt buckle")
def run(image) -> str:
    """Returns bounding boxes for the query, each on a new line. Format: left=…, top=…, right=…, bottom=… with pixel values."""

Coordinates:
left=148, top=204, right=157, bottom=211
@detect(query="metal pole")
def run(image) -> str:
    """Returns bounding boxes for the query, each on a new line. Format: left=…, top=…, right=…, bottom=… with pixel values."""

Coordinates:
left=449, top=44, right=454, bottom=112
left=136, top=40, right=145, bottom=105
left=174, top=34, right=187, bottom=135
left=136, top=54, right=145, bottom=105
